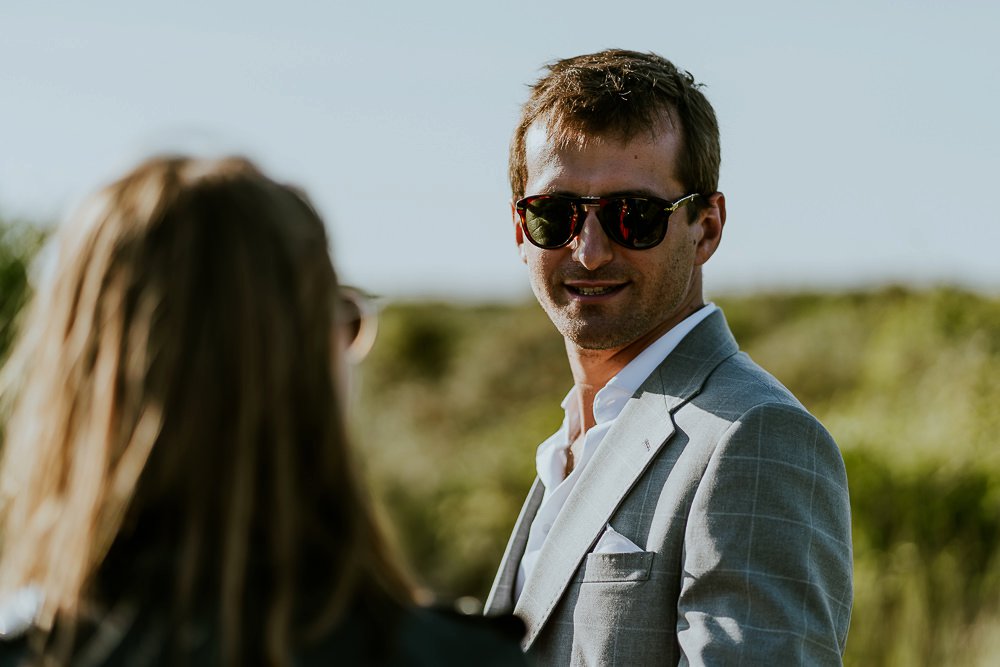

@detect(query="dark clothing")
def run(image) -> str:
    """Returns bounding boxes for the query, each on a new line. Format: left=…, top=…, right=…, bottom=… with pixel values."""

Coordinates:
left=0, top=601, right=528, bottom=666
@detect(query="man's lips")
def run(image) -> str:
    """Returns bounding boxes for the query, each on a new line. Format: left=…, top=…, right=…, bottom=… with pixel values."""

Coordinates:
left=564, top=281, right=628, bottom=298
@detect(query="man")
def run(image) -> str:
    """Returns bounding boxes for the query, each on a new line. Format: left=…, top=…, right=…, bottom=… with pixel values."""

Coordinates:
left=484, top=49, right=853, bottom=665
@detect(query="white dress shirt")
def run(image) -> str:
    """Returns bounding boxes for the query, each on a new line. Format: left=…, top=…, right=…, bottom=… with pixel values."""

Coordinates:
left=514, top=304, right=718, bottom=600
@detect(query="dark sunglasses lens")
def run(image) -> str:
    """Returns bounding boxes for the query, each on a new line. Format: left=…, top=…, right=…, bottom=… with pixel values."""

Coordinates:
left=337, top=287, right=378, bottom=362
left=338, top=295, right=363, bottom=345
left=524, top=198, right=576, bottom=248
left=602, top=198, right=669, bottom=249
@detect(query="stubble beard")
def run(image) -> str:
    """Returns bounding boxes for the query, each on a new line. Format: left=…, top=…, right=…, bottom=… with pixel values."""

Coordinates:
left=543, top=300, right=655, bottom=351
left=536, top=270, right=698, bottom=353
left=529, top=250, right=699, bottom=353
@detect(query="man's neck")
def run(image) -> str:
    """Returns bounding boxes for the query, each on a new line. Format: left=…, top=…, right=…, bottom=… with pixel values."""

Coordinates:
left=565, top=301, right=705, bottom=435
left=565, top=342, right=641, bottom=437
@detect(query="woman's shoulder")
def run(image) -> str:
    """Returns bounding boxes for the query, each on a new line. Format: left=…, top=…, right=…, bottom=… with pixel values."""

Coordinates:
left=0, top=636, right=28, bottom=667
left=0, top=594, right=530, bottom=666
left=303, top=602, right=529, bottom=667
left=395, top=605, right=528, bottom=666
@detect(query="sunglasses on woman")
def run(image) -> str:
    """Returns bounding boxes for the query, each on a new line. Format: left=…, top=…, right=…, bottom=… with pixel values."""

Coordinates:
left=515, top=193, right=700, bottom=250
left=336, top=286, right=378, bottom=363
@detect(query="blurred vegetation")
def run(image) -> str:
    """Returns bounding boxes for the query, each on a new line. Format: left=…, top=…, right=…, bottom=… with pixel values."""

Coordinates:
left=354, top=287, right=1000, bottom=667
left=0, top=214, right=996, bottom=665
left=0, top=218, right=46, bottom=361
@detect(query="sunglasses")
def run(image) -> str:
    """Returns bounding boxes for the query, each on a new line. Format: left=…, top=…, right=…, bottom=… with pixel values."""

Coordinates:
left=336, top=286, right=378, bottom=363
left=515, top=193, right=700, bottom=250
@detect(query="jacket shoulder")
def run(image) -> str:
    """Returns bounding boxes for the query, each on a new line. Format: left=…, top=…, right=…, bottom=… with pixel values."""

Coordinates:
left=696, top=350, right=813, bottom=421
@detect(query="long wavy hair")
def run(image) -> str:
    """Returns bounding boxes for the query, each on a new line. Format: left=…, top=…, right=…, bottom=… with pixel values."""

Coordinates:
left=0, top=156, right=412, bottom=664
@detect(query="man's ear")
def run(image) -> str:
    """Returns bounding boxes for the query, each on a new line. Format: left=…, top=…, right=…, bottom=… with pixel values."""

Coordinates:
left=694, top=192, right=726, bottom=266
left=512, top=202, right=527, bottom=264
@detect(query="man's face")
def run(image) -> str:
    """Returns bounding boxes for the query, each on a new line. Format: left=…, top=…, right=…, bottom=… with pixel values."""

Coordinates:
left=514, top=120, right=724, bottom=352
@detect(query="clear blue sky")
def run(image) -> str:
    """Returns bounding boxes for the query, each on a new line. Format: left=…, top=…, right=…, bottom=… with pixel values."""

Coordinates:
left=2, top=0, right=997, bottom=300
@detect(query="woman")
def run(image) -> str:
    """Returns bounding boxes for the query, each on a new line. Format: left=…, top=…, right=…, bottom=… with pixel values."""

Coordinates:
left=0, top=156, right=525, bottom=665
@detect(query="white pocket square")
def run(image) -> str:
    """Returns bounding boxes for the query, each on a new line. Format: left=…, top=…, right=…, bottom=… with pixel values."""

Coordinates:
left=592, top=524, right=643, bottom=554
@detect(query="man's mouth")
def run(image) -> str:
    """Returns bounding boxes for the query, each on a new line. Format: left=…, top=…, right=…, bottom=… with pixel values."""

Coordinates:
left=565, top=282, right=627, bottom=298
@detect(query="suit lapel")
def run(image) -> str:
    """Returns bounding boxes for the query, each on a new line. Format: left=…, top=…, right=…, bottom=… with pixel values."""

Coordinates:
left=513, top=310, right=740, bottom=648
left=514, top=387, right=675, bottom=647
left=484, top=477, right=545, bottom=615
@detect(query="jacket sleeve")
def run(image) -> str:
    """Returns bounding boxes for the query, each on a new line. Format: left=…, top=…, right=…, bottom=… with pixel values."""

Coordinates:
left=676, top=402, right=853, bottom=665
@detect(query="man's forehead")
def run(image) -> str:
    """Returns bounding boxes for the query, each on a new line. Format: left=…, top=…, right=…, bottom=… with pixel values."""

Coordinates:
left=524, top=116, right=679, bottom=162
left=528, top=109, right=678, bottom=150
left=524, top=122, right=626, bottom=165
left=522, top=119, right=684, bottom=197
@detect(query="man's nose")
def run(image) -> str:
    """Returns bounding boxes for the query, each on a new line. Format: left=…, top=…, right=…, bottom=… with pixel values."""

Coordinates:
left=571, top=207, right=614, bottom=270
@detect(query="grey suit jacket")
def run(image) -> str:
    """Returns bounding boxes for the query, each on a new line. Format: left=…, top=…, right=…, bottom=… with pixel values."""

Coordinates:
left=484, top=310, right=853, bottom=666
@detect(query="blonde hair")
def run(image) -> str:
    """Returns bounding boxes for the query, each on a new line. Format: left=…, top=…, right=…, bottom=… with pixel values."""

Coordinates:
left=0, top=156, right=411, bottom=664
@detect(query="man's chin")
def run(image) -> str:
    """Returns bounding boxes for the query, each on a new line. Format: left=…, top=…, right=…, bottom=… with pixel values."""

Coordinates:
left=543, top=304, right=631, bottom=349
left=558, top=324, right=629, bottom=351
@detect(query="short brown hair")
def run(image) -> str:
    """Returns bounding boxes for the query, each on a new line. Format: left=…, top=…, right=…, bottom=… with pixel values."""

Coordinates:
left=509, top=49, right=721, bottom=200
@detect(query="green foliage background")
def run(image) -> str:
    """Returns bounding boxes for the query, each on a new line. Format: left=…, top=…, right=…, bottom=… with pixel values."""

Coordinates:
left=354, top=288, right=1000, bottom=667
left=0, top=220, right=45, bottom=360
left=0, top=217, right=996, bottom=665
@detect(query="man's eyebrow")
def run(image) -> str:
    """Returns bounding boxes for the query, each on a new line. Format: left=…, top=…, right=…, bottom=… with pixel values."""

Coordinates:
left=603, top=189, right=662, bottom=198
left=522, top=188, right=578, bottom=197
left=534, top=188, right=666, bottom=198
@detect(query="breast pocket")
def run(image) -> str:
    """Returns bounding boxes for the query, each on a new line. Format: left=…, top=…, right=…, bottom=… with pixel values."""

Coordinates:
left=570, top=551, right=671, bottom=664
left=581, top=550, right=655, bottom=583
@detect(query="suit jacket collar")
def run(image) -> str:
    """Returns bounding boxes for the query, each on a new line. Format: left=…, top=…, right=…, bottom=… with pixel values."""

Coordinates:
left=505, top=309, right=740, bottom=648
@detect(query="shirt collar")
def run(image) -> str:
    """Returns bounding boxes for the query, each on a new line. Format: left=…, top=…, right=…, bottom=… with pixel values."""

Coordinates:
left=535, top=303, right=718, bottom=486
left=594, top=303, right=718, bottom=423
left=604, top=303, right=718, bottom=399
